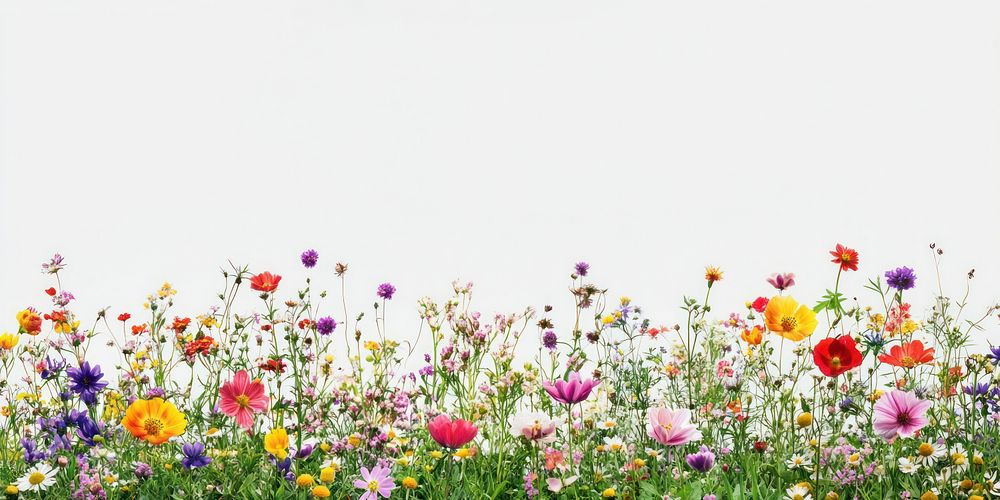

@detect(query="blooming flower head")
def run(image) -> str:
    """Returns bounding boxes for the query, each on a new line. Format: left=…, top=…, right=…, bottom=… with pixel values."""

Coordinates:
left=543, top=371, right=600, bottom=405
left=41, top=253, right=66, bottom=274
left=812, top=335, right=863, bottom=377
left=180, top=442, right=212, bottom=469
left=767, top=273, right=796, bottom=291
left=67, top=361, right=109, bottom=406
left=301, top=249, right=319, bottom=269
left=249, top=272, right=282, bottom=293
left=704, top=266, right=724, bottom=284
left=376, top=282, right=396, bottom=300
left=885, top=267, right=917, bottom=291
left=542, top=330, right=558, bottom=350
left=764, top=296, right=818, bottom=342
left=508, top=412, right=559, bottom=444
left=574, top=262, right=590, bottom=277
left=872, top=390, right=931, bottom=440
left=16, top=308, right=43, bottom=335
left=316, top=316, right=337, bottom=335
left=741, top=326, right=764, bottom=346
left=751, top=296, right=769, bottom=313
left=219, top=370, right=269, bottom=431
left=353, top=465, right=395, bottom=500
left=0, top=332, right=18, bottom=350
left=686, top=446, right=715, bottom=472
left=427, top=414, right=478, bottom=449
left=16, top=463, right=57, bottom=492
left=830, top=243, right=859, bottom=272
left=122, top=398, right=187, bottom=445
left=264, top=428, right=289, bottom=460
left=648, top=407, right=702, bottom=446
left=878, top=340, right=935, bottom=369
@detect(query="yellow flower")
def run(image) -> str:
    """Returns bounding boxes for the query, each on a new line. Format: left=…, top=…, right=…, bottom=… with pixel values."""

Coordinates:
left=764, top=296, right=818, bottom=342
left=796, top=412, right=813, bottom=428
left=430, top=450, right=444, bottom=459
left=402, top=476, right=418, bottom=489
left=602, top=487, right=617, bottom=498
left=121, top=398, right=187, bottom=445
left=0, top=333, right=18, bottom=350
left=347, top=434, right=362, bottom=448
left=311, top=485, right=331, bottom=498
left=264, top=428, right=289, bottom=460
left=919, top=492, right=938, bottom=500
left=5, top=485, right=17, bottom=495
left=364, top=341, right=381, bottom=351
left=705, top=266, right=724, bottom=283
left=601, top=315, right=615, bottom=325
left=320, top=467, right=335, bottom=483
left=296, top=474, right=315, bottom=488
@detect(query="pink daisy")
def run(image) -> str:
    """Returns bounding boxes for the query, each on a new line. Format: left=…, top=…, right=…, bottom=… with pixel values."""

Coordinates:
left=218, top=370, right=269, bottom=431
left=872, top=390, right=931, bottom=440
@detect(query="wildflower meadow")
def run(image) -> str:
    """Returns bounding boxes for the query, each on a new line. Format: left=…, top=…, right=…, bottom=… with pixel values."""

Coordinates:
left=2, top=244, right=1000, bottom=500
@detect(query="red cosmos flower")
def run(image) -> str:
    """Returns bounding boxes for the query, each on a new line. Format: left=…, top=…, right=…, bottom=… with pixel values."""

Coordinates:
left=751, top=297, right=769, bottom=313
left=259, top=358, right=286, bottom=373
left=878, top=340, right=935, bottom=369
left=427, top=414, right=478, bottom=449
left=171, top=317, right=191, bottom=333
left=813, top=335, right=863, bottom=377
left=830, top=243, right=860, bottom=272
left=117, top=313, right=131, bottom=322
left=250, top=272, right=282, bottom=293
left=44, top=287, right=57, bottom=297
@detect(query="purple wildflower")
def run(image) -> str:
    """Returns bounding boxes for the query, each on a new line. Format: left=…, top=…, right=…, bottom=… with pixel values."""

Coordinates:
left=686, top=445, right=716, bottom=472
left=766, top=272, right=795, bottom=291
left=542, top=330, right=558, bottom=350
left=42, top=253, right=66, bottom=274
left=67, top=362, right=108, bottom=406
left=133, top=461, right=153, bottom=479
left=181, top=442, right=212, bottom=469
left=884, top=267, right=917, bottom=291
left=300, top=249, right=319, bottom=269
left=376, top=283, right=396, bottom=300
left=574, top=261, right=590, bottom=277
left=316, top=316, right=337, bottom=335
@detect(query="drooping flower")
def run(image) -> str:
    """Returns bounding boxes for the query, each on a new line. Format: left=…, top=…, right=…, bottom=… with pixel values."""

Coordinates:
left=219, top=370, right=269, bottom=431
left=180, top=442, right=212, bottom=469
left=376, top=282, right=396, bottom=300
left=508, top=412, right=559, bottom=444
left=16, top=463, right=57, bottom=492
left=264, top=428, right=289, bottom=460
left=543, top=371, right=600, bottom=405
left=885, top=267, right=917, bottom=291
left=647, top=407, right=702, bottom=446
left=427, top=414, right=478, bottom=449
left=767, top=273, right=796, bottom=291
left=686, top=446, right=715, bottom=472
left=764, top=296, right=818, bottom=342
left=812, top=335, right=863, bottom=377
left=878, top=340, right=935, bottom=369
left=16, top=308, right=43, bottom=335
left=316, top=316, right=337, bottom=335
left=353, top=465, right=395, bottom=500
left=872, top=390, right=931, bottom=440
left=830, top=243, right=860, bottom=272
left=67, top=362, right=109, bottom=405
left=122, top=398, right=187, bottom=445
left=301, top=249, right=320, bottom=269
left=249, top=272, right=282, bottom=293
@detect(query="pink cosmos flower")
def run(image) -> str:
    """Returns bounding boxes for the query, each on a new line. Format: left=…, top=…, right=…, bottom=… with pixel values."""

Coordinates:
left=648, top=407, right=702, bottom=446
left=218, top=370, right=269, bottom=431
left=767, top=273, right=796, bottom=291
left=508, top=411, right=559, bottom=444
left=543, top=371, right=600, bottom=405
left=354, top=465, right=395, bottom=500
left=873, top=390, right=931, bottom=440
left=427, top=414, right=478, bottom=449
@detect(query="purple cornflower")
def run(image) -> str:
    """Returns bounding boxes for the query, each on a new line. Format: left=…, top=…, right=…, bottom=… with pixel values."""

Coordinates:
left=766, top=272, right=795, bottom=291
left=884, top=266, right=917, bottom=291
left=686, top=445, right=716, bottom=472
left=133, top=461, right=153, bottom=479
left=316, top=316, right=337, bottom=335
left=181, top=442, right=212, bottom=469
left=574, top=261, right=590, bottom=277
left=67, top=362, right=108, bottom=405
left=542, top=330, right=558, bottom=350
left=300, top=249, right=319, bottom=269
left=376, top=282, right=396, bottom=300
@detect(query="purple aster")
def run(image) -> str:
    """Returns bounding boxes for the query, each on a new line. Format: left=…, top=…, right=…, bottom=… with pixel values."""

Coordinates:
left=686, top=445, right=715, bottom=472
left=181, top=442, right=212, bottom=469
left=574, top=261, right=590, bottom=277
left=316, top=316, right=337, bottom=335
left=67, top=362, right=108, bottom=405
left=376, top=282, right=396, bottom=300
left=884, top=266, right=917, bottom=291
left=542, top=330, right=558, bottom=350
left=133, top=461, right=153, bottom=479
left=300, top=249, right=319, bottom=269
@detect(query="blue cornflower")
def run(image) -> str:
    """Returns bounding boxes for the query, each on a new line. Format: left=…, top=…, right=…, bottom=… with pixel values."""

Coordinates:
left=376, top=282, right=396, bottom=300
left=885, top=267, right=917, bottom=291
left=67, top=361, right=108, bottom=405
left=316, top=316, right=337, bottom=335
left=181, top=442, right=212, bottom=469
left=574, top=262, right=590, bottom=277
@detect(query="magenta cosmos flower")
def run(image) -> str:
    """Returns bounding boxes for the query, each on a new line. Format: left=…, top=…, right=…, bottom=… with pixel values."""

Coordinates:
left=873, top=390, right=931, bottom=440
left=427, top=414, right=478, bottom=449
left=543, top=371, right=600, bottom=405
left=218, top=370, right=269, bottom=431
left=354, top=465, right=395, bottom=500
left=648, top=407, right=702, bottom=446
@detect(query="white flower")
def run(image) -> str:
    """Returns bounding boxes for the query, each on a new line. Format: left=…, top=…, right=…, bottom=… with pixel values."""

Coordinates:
left=914, top=441, right=946, bottom=465
left=16, top=463, right=57, bottom=492
left=508, top=411, right=559, bottom=444
left=597, top=418, right=617, bottom=430
left=785, top=484, right=812, bottom=500
left=545, top=475, right=578, bottom=493
left=786, top=454, right=812, bottom=471
left=845, top=452, right=862, bottom=467
left=322, top=456, right=342, bottom=471
left=898, top=456, right=919, bottom=474
left=603, top=436, right=625, bottom=452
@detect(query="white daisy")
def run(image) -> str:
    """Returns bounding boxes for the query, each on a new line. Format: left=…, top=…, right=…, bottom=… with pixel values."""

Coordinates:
left=16, top=463, right=57, bottom=492
left=785, top=484, right=812, bottom=500
left=914, top=441, right=946, bottom=465
left=786, top=454, right=812, bottom=471
left=603, top=436, right=625, bottom=452
left=898, top=456, right=919, bottom=474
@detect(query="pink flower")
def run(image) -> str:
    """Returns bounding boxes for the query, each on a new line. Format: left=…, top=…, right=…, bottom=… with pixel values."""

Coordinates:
left=872, top=390, right=931, bottom=440
left=508, top=411, right=559, bottom=444
left=427, top=414, right=478, bottom=449
left=218, top=370, right=269, bottom=431
left=766, top=273, right=796, bottom=291
left=354, top=464, right=395, bottom=500
left=648, top=407, right=702, bottom=446
left=542, top=371, right=600, bottom=405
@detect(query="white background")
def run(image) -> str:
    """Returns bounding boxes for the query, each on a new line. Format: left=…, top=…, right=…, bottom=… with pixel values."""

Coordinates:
left=1, top=2, right=999, bottom=368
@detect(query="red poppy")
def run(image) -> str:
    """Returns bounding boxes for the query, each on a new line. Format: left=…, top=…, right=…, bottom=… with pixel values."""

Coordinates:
left=117, top=313, right=131, bottom=322
left=877, top=340, right=935, bottom=369
left=44, top=287, right=57, bottom=296
left=829, top=243, right=859, bottom=272
left=250, top=272, right=282, bottom=293
left=751, top=297, right=769, bottom=313
left=813, top=335, right=863, bottom=377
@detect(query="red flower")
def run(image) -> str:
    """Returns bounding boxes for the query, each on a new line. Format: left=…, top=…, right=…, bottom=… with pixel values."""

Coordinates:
left=171, top=317, right=191, bottom=333
left=259, top=358, right=286, bottom=373
left=813, top=335, right=863, bottom=377
left=250, top=272, right=282, bottom=293
left=829, top=243, right=860, bottom=272
left=878, top=340, right=935, bottom=369
left=117, top=313, right=131, bottom=322
left=131, top=323, right=149, bottom=336
left=427, top=414, right=478, bottom=449
left=297, top=319, right=312, bottom=330
left=751, top=297, right=769, bottom=313
left=44, top=287, right=57, bottom=297
left=184, top=336, right=216, bottom=358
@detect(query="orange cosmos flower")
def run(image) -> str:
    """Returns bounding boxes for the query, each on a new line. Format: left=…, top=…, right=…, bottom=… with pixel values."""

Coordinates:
left=877, top=340, right=935, bottom=369
left=741, top=326, right=764, bottom=345
left=763, top=296, right=818, bottom=342
left=122, top=398, right=187, bottom=445
left=250, top=272, right=282, bottom=293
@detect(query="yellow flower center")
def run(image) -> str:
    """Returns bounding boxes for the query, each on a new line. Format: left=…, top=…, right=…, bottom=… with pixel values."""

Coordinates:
left=28, top=471, right=45, bottom=485
left=236, top=395, right=251, bottom=408
left=780, top=316, right=797, bottom=332
left=900, top=356, right=916, bottom=368
left=830, top=357, right=841, bottom=369
left=367, top=480, right=379, bottom=492
left=918, top=443, right=934, bottom=456
left=143, top=417, right=165, bottom=436
left=793, top=495, right=804, bottom=500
